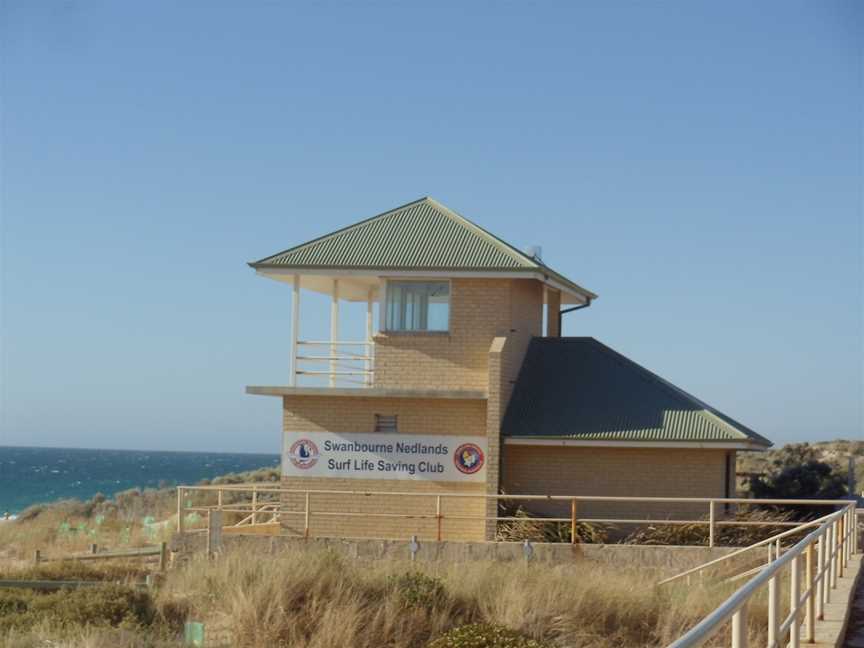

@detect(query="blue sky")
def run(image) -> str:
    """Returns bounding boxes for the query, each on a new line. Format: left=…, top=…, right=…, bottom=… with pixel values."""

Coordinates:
left=1, top=1, right=861, bottom=453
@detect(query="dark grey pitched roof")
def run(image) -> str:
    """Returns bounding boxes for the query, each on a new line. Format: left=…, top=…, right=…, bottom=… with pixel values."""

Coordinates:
left=502, top=338, right=771, bottom=446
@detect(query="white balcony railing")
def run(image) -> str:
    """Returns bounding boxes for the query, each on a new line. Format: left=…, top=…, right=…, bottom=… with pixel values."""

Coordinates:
left=294, top=340, right=373, bottom=388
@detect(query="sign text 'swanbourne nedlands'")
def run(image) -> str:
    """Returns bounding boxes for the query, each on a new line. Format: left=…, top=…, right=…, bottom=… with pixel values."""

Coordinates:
left=282, top=432, right=487, bottom=482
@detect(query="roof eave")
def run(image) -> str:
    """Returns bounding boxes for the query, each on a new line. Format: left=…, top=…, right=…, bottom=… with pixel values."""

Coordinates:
left=504, top=437, right=770, bottom=450
left=250, top=264, right=597, bottom=302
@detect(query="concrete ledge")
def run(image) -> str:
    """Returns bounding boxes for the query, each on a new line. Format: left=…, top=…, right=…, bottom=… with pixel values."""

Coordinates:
left=245, top=386, right=488, bottom=400
left=817, top=553, right=862, bottom=647
left=171, top=533, right=737, bottom=570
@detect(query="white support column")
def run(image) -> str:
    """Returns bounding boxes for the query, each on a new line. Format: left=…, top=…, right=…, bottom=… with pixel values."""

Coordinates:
left=378, top=278, right=387, bottom=333
left=366, top=287, right=374, bottom=387
left=290, top=275, right=300, bottom=387
left=330, top=279, right=339, bottom=388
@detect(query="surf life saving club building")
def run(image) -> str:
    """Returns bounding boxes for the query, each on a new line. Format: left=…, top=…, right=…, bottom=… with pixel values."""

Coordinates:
left=247, top=198, right=771, bottom=541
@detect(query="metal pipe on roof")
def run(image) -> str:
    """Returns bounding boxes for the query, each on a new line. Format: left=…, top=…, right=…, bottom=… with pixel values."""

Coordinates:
left=557, top=298, right=592, bottom=336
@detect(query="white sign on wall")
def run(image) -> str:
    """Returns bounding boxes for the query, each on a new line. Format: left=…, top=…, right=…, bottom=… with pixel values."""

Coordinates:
left=282, top=431, right=488, bottom=482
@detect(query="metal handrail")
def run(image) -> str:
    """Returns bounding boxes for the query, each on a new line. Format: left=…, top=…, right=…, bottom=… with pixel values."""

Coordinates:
left=667, top=503, right=857, bottom=648
left=294, top=340, right=374, bottom=387
left=176, top=485, right=855, bottom=547
left=658, top=513, right=832, bottom=586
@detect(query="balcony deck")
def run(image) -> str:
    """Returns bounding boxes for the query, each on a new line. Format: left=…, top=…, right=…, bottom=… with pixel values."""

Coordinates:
left=245, top=385, right=488, bottom=400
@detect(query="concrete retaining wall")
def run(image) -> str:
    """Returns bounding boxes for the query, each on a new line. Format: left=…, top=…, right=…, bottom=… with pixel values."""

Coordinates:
left=170, top=532, right=737, bottom=570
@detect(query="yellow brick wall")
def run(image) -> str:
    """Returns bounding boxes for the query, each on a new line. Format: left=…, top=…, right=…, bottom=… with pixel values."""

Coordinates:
left=282, top=395, right=486, bottom=435
left=281, top=395, right=488, bottom=541
left=502, top=445, right=731, bottom=521
left=546, top=289, right=561, bottom=337
left=373, top=278, right=543, bottom=392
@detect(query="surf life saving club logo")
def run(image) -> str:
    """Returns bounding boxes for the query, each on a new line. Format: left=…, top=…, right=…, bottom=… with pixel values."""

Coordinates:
left=453, top=443, right=484, bottom=475
left=288, top=439, right=319, bottom=470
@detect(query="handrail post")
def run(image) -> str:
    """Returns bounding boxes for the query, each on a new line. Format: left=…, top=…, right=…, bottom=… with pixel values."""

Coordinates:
left=252, top=488, right=258, bottom=526
left=731, top=604, right=748, bottom=648
left=816, top=530, right=825, bottom=619
left=853, top=507, right=859, bottom=556
left=708, top=500, right=715, bottom=548
left=304, top=491, right=310, bottom=538
left=790, top=554, right=800, bottom=648
left=838, top=515, right=845, bottom=578
left=767, top=572, right=779, bottom=647
left=570, top=499, right=578, bottom=544
left=436, top=495, right=443, bottom=542
left=177, top=488, right=184, bottom=533
left=805, top=542, right=815, bottom=643
left=217, top=488, right=223, bottom=511
left=826, top=522, right=834, bottom=604
left=830, top=521, right=838, bottom=591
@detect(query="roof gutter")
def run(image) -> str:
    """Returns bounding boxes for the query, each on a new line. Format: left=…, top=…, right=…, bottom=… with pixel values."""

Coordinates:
left=557, top=297, right=592, bottom=335
left=504, top=438, right=769, bottom=450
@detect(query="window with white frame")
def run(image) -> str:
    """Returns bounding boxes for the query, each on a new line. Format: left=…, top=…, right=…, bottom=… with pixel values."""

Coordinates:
left=385, top=281, right=450, bottom=332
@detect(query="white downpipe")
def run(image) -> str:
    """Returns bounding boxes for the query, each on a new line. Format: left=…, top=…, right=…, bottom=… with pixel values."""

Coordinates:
left=378, top=278, right=387, bottom=333
left=366, top=288, right=374, bottom=386
left=290, top=274, right=300, bottom=387
left=330, top=279, right=339, bottom=388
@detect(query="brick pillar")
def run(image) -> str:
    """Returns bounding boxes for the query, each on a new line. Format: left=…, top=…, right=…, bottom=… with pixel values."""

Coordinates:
left=485, top=337, right=507, bottom=540
left=546, top=289, right=561, bottom=337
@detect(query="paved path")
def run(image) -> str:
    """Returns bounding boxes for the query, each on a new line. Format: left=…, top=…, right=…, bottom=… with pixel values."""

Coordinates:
left=843, top=563, right=864, bottom=648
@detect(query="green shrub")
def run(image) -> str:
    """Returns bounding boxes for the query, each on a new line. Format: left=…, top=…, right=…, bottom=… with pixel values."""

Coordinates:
left=749, top=460, right=847, bottom=518
left=0, top=585, right=155, bottom=633
left=388, top=571, right=448, bottom=609
left=427, top=623, right=555, bottom=648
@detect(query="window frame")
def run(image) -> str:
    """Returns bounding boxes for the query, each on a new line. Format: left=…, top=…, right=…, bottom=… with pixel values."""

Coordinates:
left=382, top=278, right=451, bottom=334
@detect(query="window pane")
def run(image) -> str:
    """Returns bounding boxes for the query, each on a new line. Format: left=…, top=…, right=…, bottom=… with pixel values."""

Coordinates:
left=386, top=281, right=449, bottom=331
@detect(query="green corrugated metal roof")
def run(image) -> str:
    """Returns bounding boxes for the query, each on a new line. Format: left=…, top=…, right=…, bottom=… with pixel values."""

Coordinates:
left=502, top=338, right=772, bottom=446
left=249, top=197, right=596, bottom=299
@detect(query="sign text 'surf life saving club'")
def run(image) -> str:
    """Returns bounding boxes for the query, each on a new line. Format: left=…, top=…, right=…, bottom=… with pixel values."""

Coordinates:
left=282, top=432, right=487, bottom=482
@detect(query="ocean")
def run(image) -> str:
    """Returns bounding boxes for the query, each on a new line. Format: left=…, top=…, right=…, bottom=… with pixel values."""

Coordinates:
left=0, top=446, right=280, bottom=516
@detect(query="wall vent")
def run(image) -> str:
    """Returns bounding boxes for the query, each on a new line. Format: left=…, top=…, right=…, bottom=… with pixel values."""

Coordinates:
left=374, top=414, right=398, bottom=433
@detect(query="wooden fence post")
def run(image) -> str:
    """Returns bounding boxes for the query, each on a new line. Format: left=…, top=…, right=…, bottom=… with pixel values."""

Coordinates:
left=33, top=550, right=41, bottom=565
left=251, top=488, right=258, bottom=526
left=159, top=541, right=168, bottom=571
left=304, top=492, right=310, bottom=539
left=90, top=543, right=98, bottom=555
left=435, top=496, right=443, bottom=542
left=570, top=499, right=578, bottom=544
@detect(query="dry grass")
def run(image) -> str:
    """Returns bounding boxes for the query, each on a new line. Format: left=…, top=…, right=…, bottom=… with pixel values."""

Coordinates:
left=0, top=536, right=774, bottom=648
left=156, top=545, right=767, bottom=648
